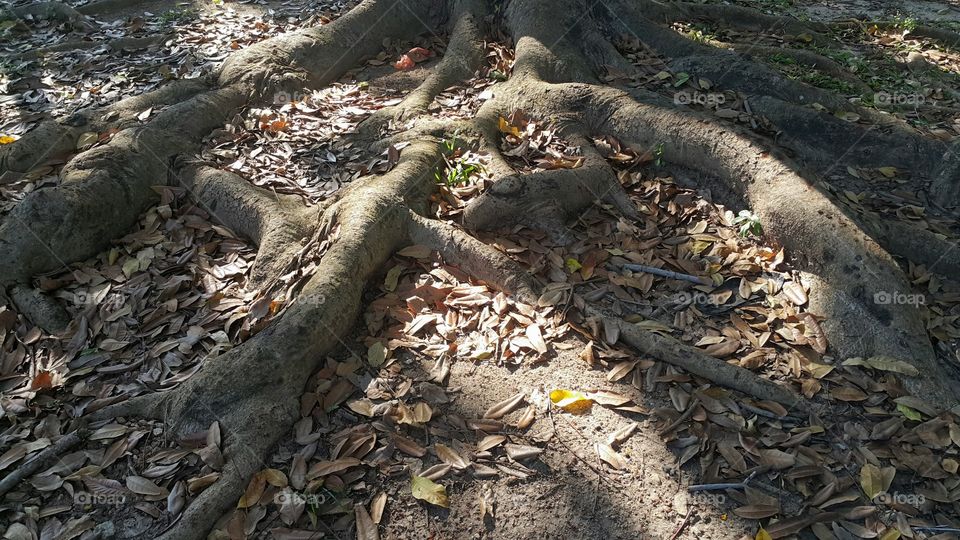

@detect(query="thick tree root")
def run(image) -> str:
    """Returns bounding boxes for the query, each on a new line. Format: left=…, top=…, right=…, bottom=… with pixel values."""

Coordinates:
left=5, top=0, right=960, bottom=536
left=462, top=133, right=638, bottom=241
left=410, top=216, right=808, bottom=409
left=360, top=0, right=488, bottom=136
left=181, top=164, right=320, bottom=289
left=0, top=0, right=436, bottom=331
left=5, top=1, right=96, bottom=31
left=89, top=141, right=443, bottom=540
left=724, top=44, right=871, bottom=94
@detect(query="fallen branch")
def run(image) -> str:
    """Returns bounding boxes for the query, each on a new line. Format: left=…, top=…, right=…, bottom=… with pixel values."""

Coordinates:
left=618, top=263, right=712, bottom=285
left=0, top=430, right=86, bottom=498
left=687, top=470, right=759, bottom=493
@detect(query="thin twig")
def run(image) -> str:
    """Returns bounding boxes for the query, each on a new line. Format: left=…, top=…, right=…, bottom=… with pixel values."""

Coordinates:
left=618, top=263, right=712, bottom=285
left=669, top=508, right=692, bottom=540
left=688, top=470, right=759, bottom=492
left=659, top=398, right=700, bottom=436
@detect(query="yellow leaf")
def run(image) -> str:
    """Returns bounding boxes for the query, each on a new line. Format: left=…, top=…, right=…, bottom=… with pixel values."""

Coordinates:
left=877, top=166, right=897, bottom=178
left=0, top=135, right=16, bottom=144
left=383, top=265, right=402, bottom=292
left=497, top=117, right=521, bottom=137
left=879, top=529, right=900, bottom=540
left=565, top=258, right=582, bottom=273
left=411, top=475, right=448, bottom=507
left=860, top=463, right=895, bottom=499
left=549, top=389, right=592, bottom=414
left=756, top=528, right=772, bottom=540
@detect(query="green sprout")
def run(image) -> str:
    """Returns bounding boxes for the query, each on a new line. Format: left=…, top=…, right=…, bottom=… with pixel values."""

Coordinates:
left=435, top=134, right=485, bottom=186
left=734, top=210, right=763, bottom=237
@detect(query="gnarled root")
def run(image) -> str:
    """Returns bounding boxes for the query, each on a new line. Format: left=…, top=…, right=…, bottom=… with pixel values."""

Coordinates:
left=462, top=133, right=638, bottom=242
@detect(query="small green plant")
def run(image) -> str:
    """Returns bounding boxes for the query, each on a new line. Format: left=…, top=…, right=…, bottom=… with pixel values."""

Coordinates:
left=734, top=210, right=763, bottom=237
left=435, top=134, right=485, bottom=186
left=891, top=15, right=918, bottom=32
left=687, top=28, right=716, bottom=44
left=654, top=142, right=665, bottom=166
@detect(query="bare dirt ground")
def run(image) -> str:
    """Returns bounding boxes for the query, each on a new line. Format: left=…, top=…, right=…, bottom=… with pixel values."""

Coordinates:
left=2, top=0, right=960, bottom=539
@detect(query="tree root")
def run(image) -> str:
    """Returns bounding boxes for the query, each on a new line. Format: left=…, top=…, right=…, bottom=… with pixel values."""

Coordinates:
left=725, top=43, right=871, bottom=94
left=409, top=215, right=808, bottom=409
left=6, top=1, right=96, bottom=32
left=180, top=163, right=319, bottom=290
left=462, top=133, right=638, bottom=242
left=82, top=140, right=442, bottom=540
left=360, top=0, right=488, bottom=136
left=4, top=1, right=960, bottom=536
left=12, top=34, right=171, bottom=60
left=491, top=80, right=957, bottom=404
left=656, top=1, right=832, bottom=45
left=835, top=20, right=960, bottom=50
left=0, top=0, right=437, bottom=331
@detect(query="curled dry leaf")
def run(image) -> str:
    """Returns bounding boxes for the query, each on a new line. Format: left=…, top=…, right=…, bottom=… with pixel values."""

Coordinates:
left=515, top=405, right=536, bottom=429
left=370, top=492, right=387, bottom=524
left=596, top=443, right=627, bottom=469
left=477, top=435, right=507, bottom=452
left=606, top=422, right=638, bottom=446
left=435, top=444, right=470, bottom=470
left=478, top=483, right=495, bottom=520
left=355, top=503, right=380, bottom=540
left=126, top=476, right=167, bottom=499
left=484, top=392, right=526, bottom=419
left=505, top=443, right=542, bottom=461
left=306, top=457, right=360, bottom=480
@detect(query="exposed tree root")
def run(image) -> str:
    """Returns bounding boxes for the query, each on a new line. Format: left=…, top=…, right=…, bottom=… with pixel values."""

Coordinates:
left=4, top=0, right=960, bottom=536
left=90, top=141, right=443, bottom=539
left=723, top=43, right=871, bottom=94
left=180, top=163, right=320, bottom=289
left=361, top=0, right=487, bottom=135
left=410, top=215, right=808, bottom=409
left=462, top=133, right=638, bottom=241
left=835, top=20, right=960, bottom=50
left=5, top=1, right=96, bottom=31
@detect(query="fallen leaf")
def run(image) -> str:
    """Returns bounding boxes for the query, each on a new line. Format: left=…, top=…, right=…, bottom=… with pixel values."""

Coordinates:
left=411, top=476, right=448, bottom=507
left=549, top=389, right=593, bottom=414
